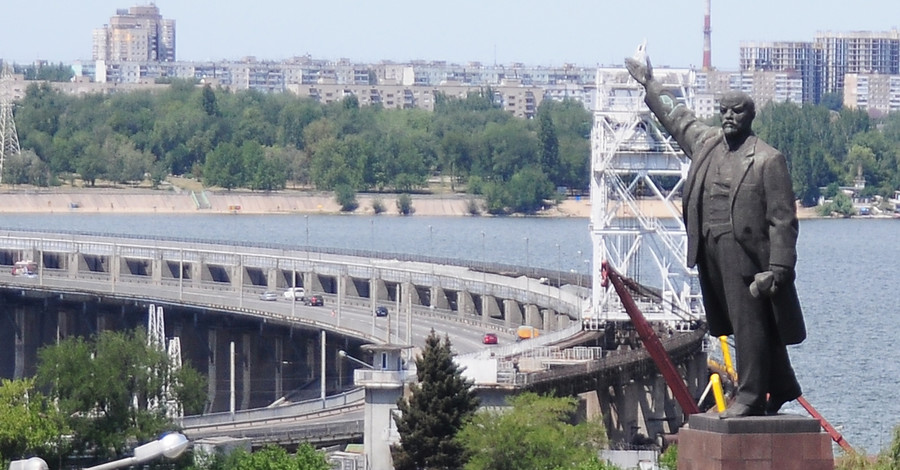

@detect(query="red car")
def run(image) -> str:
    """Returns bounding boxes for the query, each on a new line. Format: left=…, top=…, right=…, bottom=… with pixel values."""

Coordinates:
left=482, top=333, right=498, bottom=345
left=305, top=295, right=324, bottom=306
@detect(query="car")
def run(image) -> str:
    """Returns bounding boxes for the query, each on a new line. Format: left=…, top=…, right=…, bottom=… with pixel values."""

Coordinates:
left=305, top=295, right=324, bottom=306
left=482, top=332, right=498, bottom=345
left=283, top=287, right=305, bottom=300
left=259, top=291, right=278, bottom=301
left=375, top=306, right=388, bottom=317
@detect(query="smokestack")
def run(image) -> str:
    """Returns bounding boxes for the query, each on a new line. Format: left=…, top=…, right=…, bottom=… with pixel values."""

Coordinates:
left=703, top=0, right=712, bottom=70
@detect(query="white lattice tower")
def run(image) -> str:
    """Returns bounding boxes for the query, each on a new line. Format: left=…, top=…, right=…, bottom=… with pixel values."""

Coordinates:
left=0, top=62, right=21, bottom=184
left=148, top=304, right=165, bottom=350
left=585, top=65, right=704, bottom=328
left=146, top=304, right=165, bottom=411
left=165, top=337, right=183, bottom=419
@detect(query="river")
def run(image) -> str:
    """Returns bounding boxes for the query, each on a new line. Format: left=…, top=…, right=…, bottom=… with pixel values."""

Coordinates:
left=0, top=213, right=895, bottom=454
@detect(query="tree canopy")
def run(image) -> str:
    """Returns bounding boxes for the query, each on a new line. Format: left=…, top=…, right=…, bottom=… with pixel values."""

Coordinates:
left=457, top=392, right=610, bottom=470
left=393, top=330, right=480, bottom=470
left=35, top=327, right=207, bottom=460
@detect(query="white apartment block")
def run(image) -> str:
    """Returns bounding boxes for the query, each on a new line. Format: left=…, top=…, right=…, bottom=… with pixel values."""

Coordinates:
left=843, top=73, right=900, bottom=116
left=815, top=30, right=900, bottom=96
left=93, top=4, right=175, bottom=62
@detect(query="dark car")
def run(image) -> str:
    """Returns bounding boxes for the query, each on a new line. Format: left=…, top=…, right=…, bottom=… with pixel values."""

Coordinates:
left=482, top=332, right=498, bottom=345
left=305, top=295, right=324, bottom=306
left=375, top=306, right=389, bottom=317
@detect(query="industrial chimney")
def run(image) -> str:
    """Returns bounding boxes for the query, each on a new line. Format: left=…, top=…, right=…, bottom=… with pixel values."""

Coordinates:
left=703, top=0, right=712, bottom=70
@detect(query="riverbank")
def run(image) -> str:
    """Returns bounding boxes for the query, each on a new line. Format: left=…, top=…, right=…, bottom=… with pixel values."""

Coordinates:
left=0, top=186, right=825, bottom=219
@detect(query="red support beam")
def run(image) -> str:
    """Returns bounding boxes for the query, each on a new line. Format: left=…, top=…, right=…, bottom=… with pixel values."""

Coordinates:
left=601, top=261, right=701, bottom=415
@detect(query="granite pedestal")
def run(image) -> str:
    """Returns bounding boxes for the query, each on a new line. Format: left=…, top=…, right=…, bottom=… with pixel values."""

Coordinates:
left=677, top=413, right=833, bottom=470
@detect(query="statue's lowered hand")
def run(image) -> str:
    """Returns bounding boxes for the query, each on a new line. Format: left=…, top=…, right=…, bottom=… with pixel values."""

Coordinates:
left=749, top=271, right=777, bottom=298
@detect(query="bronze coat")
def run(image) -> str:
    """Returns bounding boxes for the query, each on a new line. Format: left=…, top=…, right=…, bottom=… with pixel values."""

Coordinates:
left=645, top=91, right=806, bottom=345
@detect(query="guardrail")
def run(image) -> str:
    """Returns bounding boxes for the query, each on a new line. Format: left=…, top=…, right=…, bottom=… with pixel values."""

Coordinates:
left=181, top=388, right=365, bottom=430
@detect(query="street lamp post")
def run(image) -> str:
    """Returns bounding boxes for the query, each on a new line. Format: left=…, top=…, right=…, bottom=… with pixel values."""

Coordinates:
left=339, top=349, right=374, bottom=369
left=304, top=215, right=310, bottom=261
left=9, top=433, right=191, bottom=470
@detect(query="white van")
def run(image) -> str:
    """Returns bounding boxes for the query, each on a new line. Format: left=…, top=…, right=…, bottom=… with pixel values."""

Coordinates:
left=283, top=287, right=305, bottom=300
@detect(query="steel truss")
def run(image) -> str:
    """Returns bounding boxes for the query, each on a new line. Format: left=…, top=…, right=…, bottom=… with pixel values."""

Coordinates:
left=586, top=67, right=704, bottom=328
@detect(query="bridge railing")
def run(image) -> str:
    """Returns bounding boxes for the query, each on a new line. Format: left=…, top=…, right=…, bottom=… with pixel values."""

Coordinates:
left=181, top=388, right=366, bottom=429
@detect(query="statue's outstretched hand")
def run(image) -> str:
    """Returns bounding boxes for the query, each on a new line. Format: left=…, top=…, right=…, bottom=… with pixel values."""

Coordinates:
left=625, top=56, right=653, bottom=86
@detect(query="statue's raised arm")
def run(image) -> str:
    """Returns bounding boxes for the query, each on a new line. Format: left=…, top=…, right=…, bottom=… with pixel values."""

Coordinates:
left=624, top=44, right=710, bottom=158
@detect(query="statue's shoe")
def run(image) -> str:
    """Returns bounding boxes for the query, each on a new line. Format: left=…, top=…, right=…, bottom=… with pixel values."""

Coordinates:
left=719, top=402, right=765, bottom=419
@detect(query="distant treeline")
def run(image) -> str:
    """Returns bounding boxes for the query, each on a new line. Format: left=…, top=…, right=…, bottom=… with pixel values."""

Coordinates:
left=11, top=80, right=591, bottom=214
left=9, top=78, right=900, bottom=212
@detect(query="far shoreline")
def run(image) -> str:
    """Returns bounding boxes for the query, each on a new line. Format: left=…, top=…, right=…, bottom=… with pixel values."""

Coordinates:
left=0, top=186, right=834, bottom=219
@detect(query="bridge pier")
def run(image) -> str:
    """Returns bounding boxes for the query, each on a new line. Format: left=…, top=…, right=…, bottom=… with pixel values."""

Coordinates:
left=481, top=295, right=501, bottom=321
left=458, top=290, right=475, bottom=316
left=431, top=286, right=449, bottom=309
left=503, top=299, right=523, bottom=328
left=523, top=304, right=541, bottom=328
left=207, top=330, right=218, bottom=412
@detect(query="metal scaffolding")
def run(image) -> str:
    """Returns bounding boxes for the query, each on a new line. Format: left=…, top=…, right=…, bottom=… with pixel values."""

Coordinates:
left=585, top=67, right=704, bottom=328
left=0, top=62, right=21, bottom=184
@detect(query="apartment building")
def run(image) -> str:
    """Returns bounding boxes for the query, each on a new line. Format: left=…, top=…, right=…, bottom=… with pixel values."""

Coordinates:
left=843, top=73, right=900, bottom=116
left=815, top=30, right=900, bottom=96
left=739, top=41, right=822, bottom=103
left=93, top=4, right=175, bottom=63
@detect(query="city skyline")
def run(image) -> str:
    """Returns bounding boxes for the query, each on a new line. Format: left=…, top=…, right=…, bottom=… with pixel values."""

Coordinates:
left=2, top=0, right=900, bottom=70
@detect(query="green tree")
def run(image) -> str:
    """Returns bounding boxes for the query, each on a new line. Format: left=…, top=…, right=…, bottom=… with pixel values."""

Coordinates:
left=36, top=328, right=207, bottom=460
left=0, top=378, right=70, bottom=463
left=335, top=184, right=358, bottom=211
left=393, top=330, right=479, bottom=470
left=458, top=392, right=608, bottom=470
left=537, top=103, right=560, bottom=184
left=206, top=444, right=330, bottom=470
left=204, top=142, right=245, bottom=189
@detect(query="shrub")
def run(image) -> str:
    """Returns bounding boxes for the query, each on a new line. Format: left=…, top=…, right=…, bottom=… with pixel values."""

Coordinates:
left=335, top=184, right=358, bottom=212
left=467, top=198, right=481, bottom=216
left=372, top=198, right=385, bottom=214
left=396, top=193, right=413, bottom=215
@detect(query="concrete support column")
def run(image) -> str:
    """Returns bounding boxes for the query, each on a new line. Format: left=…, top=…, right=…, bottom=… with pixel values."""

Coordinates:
left=343, top=274, right=360, bottom=297
left=207, top=330, right=217, bottom=411
left=274, top=337, right=283, bottom=401
left=267, top=267, right=279, bottom=290
left=524, top=304, right=541, bottom=328
left=431, top=286, right=449, bottom=309
left=541, top=309, right=555, bottom=331
left=151, top=257, right=163, bottom=284
left=68, top=253, right=81, bottom=278
left=241, top=333, right=251, bottom=410
left=306, top=272, right=323, bottom=294
left=482, top=295, right=500, bottom=321
left=404, top=282, right=420, bottom=305
left=14, top=308, right=24, bottom=379
left=231, top=258, right=244, bottom=291
left=503, top=300, right=523, bottom=328
left=371, top=278, right=387, bottom=302
left=458, top=290, right=475, bottom=316
left=191, top=260, right=203, bottom=288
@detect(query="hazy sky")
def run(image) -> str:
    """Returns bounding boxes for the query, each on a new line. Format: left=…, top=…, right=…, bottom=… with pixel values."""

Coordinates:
left=2, top=1, right=900, bottom=70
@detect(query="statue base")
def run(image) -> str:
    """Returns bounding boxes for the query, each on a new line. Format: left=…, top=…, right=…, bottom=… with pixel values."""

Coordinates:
left=677, top=413, right=833, bottom=470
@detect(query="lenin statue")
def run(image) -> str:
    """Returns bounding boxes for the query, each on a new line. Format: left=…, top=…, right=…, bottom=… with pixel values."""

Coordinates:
left=625, top=49, right=806, bottom=418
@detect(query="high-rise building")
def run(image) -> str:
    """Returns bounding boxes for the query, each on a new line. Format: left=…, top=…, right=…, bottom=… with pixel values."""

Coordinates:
left=739, top=41, right=822, bottom=104
left=815, top=30, right=900, bottom=97
left=93, top=3, right=175, bottom=62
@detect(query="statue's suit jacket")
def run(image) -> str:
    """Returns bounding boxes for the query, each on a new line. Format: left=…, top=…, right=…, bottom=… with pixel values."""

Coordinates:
left=644, top=89, right=806, bottom=345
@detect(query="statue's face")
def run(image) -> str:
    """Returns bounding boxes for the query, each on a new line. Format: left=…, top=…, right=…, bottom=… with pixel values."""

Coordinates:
left=720, top=94, right=754, bottom=139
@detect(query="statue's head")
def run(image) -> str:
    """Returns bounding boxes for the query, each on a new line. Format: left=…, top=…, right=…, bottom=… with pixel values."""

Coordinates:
left=719, top=91, right=755, bottom=140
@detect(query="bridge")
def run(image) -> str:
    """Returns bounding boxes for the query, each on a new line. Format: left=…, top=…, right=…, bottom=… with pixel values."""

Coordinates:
left=0, top=230, right=706, bottom=450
